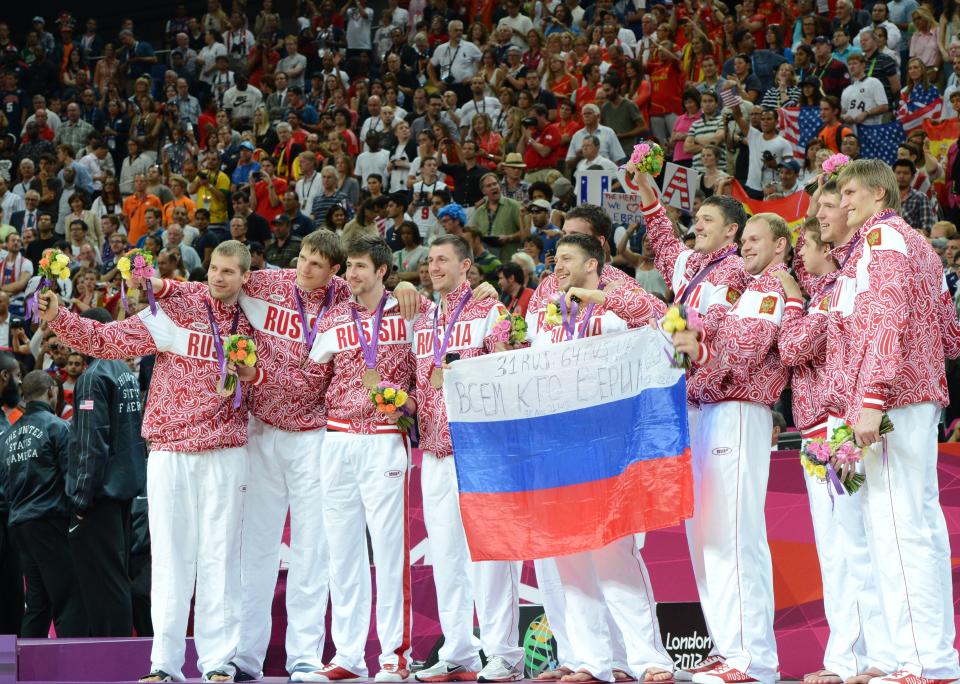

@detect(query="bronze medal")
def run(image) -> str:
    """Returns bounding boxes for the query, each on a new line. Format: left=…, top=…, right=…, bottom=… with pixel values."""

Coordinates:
left=430, top=366, right=444, bottom=389
left=362, top=368, right=381, bottom=390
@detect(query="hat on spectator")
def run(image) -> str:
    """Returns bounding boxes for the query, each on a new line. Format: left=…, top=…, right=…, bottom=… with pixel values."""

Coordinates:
left=778, top=159, right=801, bottom=173
left=503, top=153, right=527, bottom=168
left=240, top=141, right=255, bottom=151
left=528, top=199, right=552, bottom=212
left=32, top=16, right=44, bottom=25
left=507, top=45, right=522, bottom=54
left=552, top=177, right=573, bottom=197
left=801, top=75, right=821, bottom=89
left=436, top=203, right=467, bottom=225
left=812, top=36, right=831, bottom=46
left=273, top=214, right=291, bottom=225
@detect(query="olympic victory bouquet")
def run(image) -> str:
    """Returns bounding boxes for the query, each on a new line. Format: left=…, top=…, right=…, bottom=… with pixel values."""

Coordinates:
left=800, top=437, right=862, bottom=498
left=826, top=415, right=895, bottom=491
left=27, top=248, right=70, bottom=322
left=117, top=248, right=158, bottom=314
left=370, top=382, right=414, bottom=433
left=660, top=304, right=704, bottom=369
left=222, top=335, right=257, bottom=394
left=623, top=141, right=666, bottom=177
left=806, top=153, right=851, bottom=194
left=494, top=310, right=528, bottom=345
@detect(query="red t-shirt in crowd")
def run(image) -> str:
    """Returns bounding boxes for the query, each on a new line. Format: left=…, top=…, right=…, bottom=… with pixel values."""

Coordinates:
left=648, top=58, right=684, bottom=118
left=524, top=123, right=563, bottom=170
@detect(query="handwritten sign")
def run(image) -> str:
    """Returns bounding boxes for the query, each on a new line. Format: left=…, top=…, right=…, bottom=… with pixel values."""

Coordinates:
left=574, top=169, right=616, bottom=206
left=602, top=192, right=644, bottom=227
left=661, top=163, right=701, bottom=213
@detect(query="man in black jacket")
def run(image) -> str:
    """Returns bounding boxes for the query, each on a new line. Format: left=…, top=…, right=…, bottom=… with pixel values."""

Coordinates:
left=67, top=307, right=146, bottom=636
left=0, top=351, right=22, bottom=634
left=0, top=369, right=86, bottom=637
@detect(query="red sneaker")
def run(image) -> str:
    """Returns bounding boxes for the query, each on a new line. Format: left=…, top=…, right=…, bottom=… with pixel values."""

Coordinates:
left=692, top=665, right=759, bottom=684
left=677, top=657, right=726, bottom=682
left=296, top=664, right=363, bottom=682
left=870, top=671, right=959, bottom=684
left=376, top=664, right=412, bottom=682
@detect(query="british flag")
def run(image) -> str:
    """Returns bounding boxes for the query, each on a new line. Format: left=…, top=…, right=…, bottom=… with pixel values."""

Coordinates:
left=898, top=97, right=944, bottom=133
left=779, top=106, right=823, bottom=161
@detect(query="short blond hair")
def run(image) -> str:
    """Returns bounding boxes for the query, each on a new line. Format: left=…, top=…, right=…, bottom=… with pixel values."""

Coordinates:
left=212, top=240, right=251, bottom=272
left=933, top=220, right=958, bottom=239
left=748, top=212, right=792, bottom=244
left=836, top=158, right=901, bottom=212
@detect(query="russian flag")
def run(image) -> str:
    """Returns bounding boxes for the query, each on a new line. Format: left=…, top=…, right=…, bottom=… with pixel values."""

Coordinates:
left=445, top=328, right=694, bottom=561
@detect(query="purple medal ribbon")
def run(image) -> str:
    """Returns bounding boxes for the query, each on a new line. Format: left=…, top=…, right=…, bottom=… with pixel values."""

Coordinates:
left=433, top=291, right=472, bottom=370
left=558, top=295, right=579, bottom=341
left=351, top=290, right=389, bottom=373
left=25, top=278, right=52, bottom=323
left=294, top=281, right=336, bottom=349
left=825, top=461, right=845, bottom=509
left=120, top=279, right=158, bottom=315
left=678, top=246, right=737, bottom=306
left=205, top=301, right=242, bottom=408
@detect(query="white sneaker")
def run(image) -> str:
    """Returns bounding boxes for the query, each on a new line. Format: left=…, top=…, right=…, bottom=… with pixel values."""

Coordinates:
left=415, top=661, right=478, bottom=682
left=376, top=664, right=412, bottom=682
left=294, top=664, right=363, bottom=683
left=477, top=656, right=523, bottom=683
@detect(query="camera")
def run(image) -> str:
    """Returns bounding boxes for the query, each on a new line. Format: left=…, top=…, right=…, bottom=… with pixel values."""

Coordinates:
left=253, top=171, right=263, bottom=181
left=10, top=317, right=23, bottom=329
left=762, top=151, right=774, bottom=161
left=445, top=353, right=460, bottom=364
left=443, top=74, right=456, bottom=85
left=198, top=171, right=209, bottom=180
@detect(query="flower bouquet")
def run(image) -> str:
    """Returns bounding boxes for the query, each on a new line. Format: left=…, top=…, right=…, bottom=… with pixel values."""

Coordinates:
left=806, top=153, right=851, bottom=194
left=494, top=310, right=528, bottom=345
left=623, top=141, right=666, bottom=177
left=660, top=304, right=703, bottom=369
left=26, top=248, right=70, bottom=322
left=117, top=248, right=158, bottom=314
left=370, top=382, right=414, bottom=433
left=800, top=437, right=860, bottom=497
left=219, top=334, right=257, bottom=408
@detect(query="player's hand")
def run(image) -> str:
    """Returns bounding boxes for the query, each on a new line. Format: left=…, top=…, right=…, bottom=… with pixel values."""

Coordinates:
left=472, top=281, right=497, bottom=301
left=853, top=407, right=884, bottom=448
left=773, top=269, right=803, bottom=301
left=672, top=329, right=701, bottom=357
left=236, top=363, right=258, bottom=382
left=38, top=291, right=61, bottom=322
left=393, top=281, right=422, bottom=320
left=565, top=287, right=606, bottom=307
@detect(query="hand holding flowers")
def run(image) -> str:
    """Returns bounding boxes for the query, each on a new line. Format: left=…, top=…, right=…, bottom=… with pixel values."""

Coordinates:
left=370, top=383, right=415, bottom=432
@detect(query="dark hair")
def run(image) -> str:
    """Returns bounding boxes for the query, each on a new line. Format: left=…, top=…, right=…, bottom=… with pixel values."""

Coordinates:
left=564, top=204, right=612, bottom=243
left=431, top=234, right=471, bottom=261
left=528, top=181, right=553, bottom=200
left=248, top=241, right=266, bottom=255
left=524, top=234, right=544, bottom=250
left=195, top=207, right=210, bottom=219
left=557, top=233, right=604, bottom=276
left=603, top=72, right=622, bottom=89
left=702, top=195, right=749, bottom=241
left=397, top=220, right=422, bottom=245
left=325, top=203, right=347, bottom=228
left=80, top=307, right=113, bottom=323
left=682, top=87, right=702, bottom=108
left=822, top=95, right=841, bottom=112
left=346, top=234, right=393, bottom=275
left=893, top=158, right=917, bottom=175
left=497, top=262, right=525, bottom=286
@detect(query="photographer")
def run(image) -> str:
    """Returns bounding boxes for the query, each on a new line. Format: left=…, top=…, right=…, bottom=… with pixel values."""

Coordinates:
left=427, top=21, right=482, bottom=105
left=730, top=101, right=794, bottom=200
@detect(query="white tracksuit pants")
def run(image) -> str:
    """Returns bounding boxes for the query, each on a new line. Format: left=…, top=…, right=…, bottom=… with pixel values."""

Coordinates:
left=421, top=453, right=523, bottom=671
left=685, top=402, right=778, bottom=683
left=535, top=557, right=631, bottom=674
left=840, top=404, right=960, bottom=679
left=322, top=430, right=412, bottom=676
left=234, top=417, right=330, bottom=677
left=147, top=447, right=248, bottom=681
left=552, top=535, right=672, bottom=682
left=802, top=430, right=893, bottom=680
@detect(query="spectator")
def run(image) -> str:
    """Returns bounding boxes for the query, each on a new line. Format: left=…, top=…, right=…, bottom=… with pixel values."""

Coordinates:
left=722, top=29, right=788, bottom=92
left=901, top=58, right=941, bottom=112
left=600, top=73, right=646, bottom=153
left=122, top=174, right=163, bottom=245
left=279, top=191, right=315, bottom=238
left=816, top=96, right=854, bottom=154
left=497, top=261, right=533, bottom=316
left=24, top=213, right=57, bottom=269
left=264, top=215, right=302, bottom=268
left=464, top=226, right=501, bottom=284
left=163, top=224, right=202, bottom=273
left=518, top=105, right=563, bottom=183
left=731, top=104, right=794, bottom=200
left=841, top=52, right=890, bottom=126
left=760, top=63, right=802, bottom=110
left=669, top=89, right=702, bottom=167
left=685, top=91, right=726, bottom=174
left=894, top=159, right=936, bottom=234
left=190, top=150, right=231, bottom=226
left=765, top=159, right=803, bottom=198
left=858, top=30, right=901, bottom=108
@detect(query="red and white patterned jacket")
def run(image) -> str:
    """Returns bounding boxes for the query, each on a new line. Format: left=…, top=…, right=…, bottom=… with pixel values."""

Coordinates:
left=526, top=284, right=666, bottom=345
left=159, top=272, right=351, bottom=432
left=529, top=264, right=636, bottom=315
left=825, top=210, right=960, bottom=425
left=413, top=281, right=509, bottom=457
left=49, top=282, right=259, bottom=452
left=781, top=284, right=832, bottom=435
left=239, top=271, right=349, bottom=431
left=309, top=292, right=432, bottom=434
left=689, top=263, right=790, bottom=406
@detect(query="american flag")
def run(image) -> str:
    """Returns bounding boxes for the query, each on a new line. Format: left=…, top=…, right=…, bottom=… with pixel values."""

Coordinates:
left=898, top=97, right=944, bottom=133
left=79, top=399, right=95, bottom=410
left=720, top=88, right=742, bottom=109
left=779, top=106, right=823, bottom=161
left=859, top=121, right=905, bottom=165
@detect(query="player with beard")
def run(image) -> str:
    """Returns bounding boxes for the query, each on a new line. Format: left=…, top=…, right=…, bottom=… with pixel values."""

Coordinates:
left=527, top=233, right=670, bottom=684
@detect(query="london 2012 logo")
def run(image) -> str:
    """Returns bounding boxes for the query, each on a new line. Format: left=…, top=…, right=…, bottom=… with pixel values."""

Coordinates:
left=522, top=612, right=557, bottom=678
